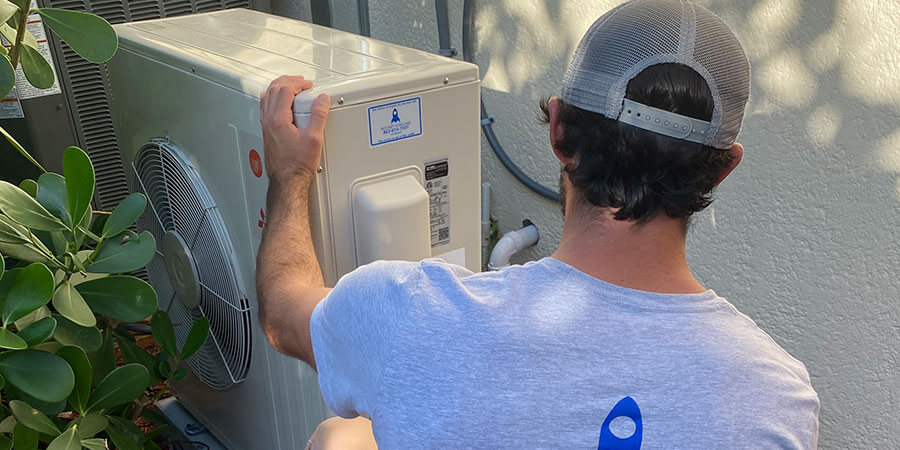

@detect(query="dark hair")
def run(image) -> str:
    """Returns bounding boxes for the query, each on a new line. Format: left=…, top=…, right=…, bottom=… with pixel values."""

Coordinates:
left=541, top=63, right=735, bottom=223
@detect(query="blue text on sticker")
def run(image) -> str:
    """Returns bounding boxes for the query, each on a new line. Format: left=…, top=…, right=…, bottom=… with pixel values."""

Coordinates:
left=368, top=97, right=423, bottom=147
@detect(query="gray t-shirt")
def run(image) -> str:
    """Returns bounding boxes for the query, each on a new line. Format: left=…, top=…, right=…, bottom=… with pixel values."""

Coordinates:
left=310, top=258, right=819, bottom=449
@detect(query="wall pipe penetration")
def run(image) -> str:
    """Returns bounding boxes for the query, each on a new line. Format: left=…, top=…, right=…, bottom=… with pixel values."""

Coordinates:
left=488, top=220, right=540, bottom=270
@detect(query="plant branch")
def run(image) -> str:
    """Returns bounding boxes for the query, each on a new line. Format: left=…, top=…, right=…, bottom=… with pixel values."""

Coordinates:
left=7, top=7, right=28, bottom=69
left=0, top=126, right=46, bottom=172
left=77, top=225, right=101, bottom=242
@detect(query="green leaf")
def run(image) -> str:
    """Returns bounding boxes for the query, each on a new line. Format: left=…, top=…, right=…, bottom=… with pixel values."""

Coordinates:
left=0, top=182, right=67, bottom=231
left=68, top=414, right=106, bottom=439
left=0, top=329, right=25, bottom=349
left=36, top=173, right=71, bottom=227
left=0, top=435, right=9, bottom=450
left=17, top=316, right=55, bottom=347
left=0, top=126, right=45, bottom=172
left=31, top=341, right=62, bottom=353
left=0, top=1, right=16, bottom=24
left=3, top=263, right=53, bottom=326
left=5, top=384, right=66, bottom=416
left=0, top=416, right=15, bottom=434
left=33, top=230, right=66, bottom=257
left=103, top=193, right=146, bottom=237
left=80, top=438, right=108, bottom=450
left=17, top=179, right=36, bottom=198
left=115, top=336, right=159, bottom=386
left=171, top=367, right=187, bottom=381
left=8, top=400, right=59, bottom=436
left=0, top=351, right=73, bottom=403
left=180, top=317, right=209, bottom=360
left=62, top=147, right=94, bottom=228
left=87, top=327, right=113, bottom=385
left=12, top=423, right=38, bottom=450
left=46, top=425, right=79, bottom=450
left=0, top=267, right=19, bottom=299
left=52, top=315, right=101, bottom=353
left=0, top=251, right=4, bottom=277
left=104, top=418, right=140, bottom=450
left=52, top=281, right=95, bottom=327
left=19, top=43, right=54, bottom=90
left=13, top=305, right=49, bottom=331
left=85, top=230, right=155, bottom=274
left=0, top=217, right=28, bottom=244
left=150, top=311, right=178, bottom=360
left=85, top=364, right=149, bottom=413
left=36, top=9, right=117, bottom=63
left=0, top=54, right=12, bottom=98
left=139, top=408, right=166, bottom=427
left=75, top=276, right=157, bottom=322
left=75, top=204, right=92, bottom=248
left=157, top=359, right=170, bottom=379
left=67, top=271, right=105, bottom=287
left=0, top=219, right=53, bottom=265
left=55, top=346, right=91, bottom=414
left=0, top=20, right=37, bottom=48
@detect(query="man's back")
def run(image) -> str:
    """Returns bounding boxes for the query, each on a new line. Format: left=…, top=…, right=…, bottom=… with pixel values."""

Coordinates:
left=311, top=259, right=820, bottom=449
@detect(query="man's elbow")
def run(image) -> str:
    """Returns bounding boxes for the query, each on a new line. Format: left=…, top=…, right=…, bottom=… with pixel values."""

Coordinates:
left=257, top=303, right=291, bottom=355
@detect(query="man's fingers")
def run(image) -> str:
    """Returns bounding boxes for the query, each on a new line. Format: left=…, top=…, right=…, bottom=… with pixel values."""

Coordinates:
left=265, top=77, right=315, bottom=127
left=306, top=94, right=331, bottom=135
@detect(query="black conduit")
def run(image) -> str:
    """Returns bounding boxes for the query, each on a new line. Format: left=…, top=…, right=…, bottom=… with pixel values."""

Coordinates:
left=458, top=0, right=560, bottom=201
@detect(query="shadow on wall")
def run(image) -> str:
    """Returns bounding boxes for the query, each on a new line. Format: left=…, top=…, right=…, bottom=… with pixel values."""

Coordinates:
left=468, top=0, right=899, bottom=448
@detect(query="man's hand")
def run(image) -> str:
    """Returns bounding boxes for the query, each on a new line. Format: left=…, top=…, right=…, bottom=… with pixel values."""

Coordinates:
left=260, top=75, right=331, bottom=181
left=256, top=75, right=333, bottom=369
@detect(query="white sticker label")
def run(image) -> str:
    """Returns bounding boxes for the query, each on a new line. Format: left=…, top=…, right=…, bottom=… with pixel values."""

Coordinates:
left=435, top=247, right=466, bottom=267
left=425, top=158, right=450, bottom=247
left=0, top=87, right=24, bottom=119
left=368, top=97, right=422, bottom=147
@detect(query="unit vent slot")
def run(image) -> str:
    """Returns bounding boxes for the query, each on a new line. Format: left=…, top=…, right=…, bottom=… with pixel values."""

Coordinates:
left=43, top=0, right=251, bottom=211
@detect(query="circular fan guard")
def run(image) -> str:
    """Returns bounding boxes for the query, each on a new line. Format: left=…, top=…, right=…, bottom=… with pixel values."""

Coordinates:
left=132, top=140, right=251, bottom=389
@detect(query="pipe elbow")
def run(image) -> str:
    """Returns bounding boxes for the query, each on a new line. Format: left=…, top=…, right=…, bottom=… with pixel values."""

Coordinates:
left=488, top=221, right=539, bottom=270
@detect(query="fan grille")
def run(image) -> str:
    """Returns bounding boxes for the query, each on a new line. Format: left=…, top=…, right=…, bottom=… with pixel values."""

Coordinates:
left=133, top=141, right=251, bottom=389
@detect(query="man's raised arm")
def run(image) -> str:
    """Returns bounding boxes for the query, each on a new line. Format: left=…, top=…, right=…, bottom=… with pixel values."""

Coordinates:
left=255, top=76, right=331, bottom=369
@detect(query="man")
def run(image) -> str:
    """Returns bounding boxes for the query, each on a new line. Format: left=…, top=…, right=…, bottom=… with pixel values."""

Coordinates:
left=256, top=0, right=820, bottom=448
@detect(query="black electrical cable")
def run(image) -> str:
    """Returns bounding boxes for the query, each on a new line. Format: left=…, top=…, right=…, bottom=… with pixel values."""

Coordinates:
left=459, top=0, right=560, bottom=201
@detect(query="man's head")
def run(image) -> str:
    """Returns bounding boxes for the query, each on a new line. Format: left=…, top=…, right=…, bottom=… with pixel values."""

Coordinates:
left=545, top=0, right=750, bottom=227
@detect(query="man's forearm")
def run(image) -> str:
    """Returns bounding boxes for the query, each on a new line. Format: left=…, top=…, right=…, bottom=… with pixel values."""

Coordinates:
left=256, top=172, right=329, bottom=365
left=260, top=172, right=322, bottom=286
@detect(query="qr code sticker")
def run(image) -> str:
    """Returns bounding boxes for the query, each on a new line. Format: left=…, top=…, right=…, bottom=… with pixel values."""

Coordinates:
left=438, top=227, right=450, bottom=242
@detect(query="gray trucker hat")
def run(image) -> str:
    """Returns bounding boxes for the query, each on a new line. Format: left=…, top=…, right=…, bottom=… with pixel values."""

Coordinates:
left=560, top=0, right=751, bottom=149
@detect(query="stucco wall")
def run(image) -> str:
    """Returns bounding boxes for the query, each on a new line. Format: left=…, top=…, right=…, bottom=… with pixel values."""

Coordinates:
left=274, top=1, right=899, bottom=448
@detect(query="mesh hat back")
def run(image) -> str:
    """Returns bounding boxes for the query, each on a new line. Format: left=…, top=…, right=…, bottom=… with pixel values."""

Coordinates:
left=560, top=0, right=750, bottom=149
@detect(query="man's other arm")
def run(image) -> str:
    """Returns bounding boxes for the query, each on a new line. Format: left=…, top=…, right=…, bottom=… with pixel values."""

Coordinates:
left=255, top=76, right=331, bottom=369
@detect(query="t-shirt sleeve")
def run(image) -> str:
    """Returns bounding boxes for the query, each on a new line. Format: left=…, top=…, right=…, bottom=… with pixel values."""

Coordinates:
left=309, top=260, right=421, bottom=418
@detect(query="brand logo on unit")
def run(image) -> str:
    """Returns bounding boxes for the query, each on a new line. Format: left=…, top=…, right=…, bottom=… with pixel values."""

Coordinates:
left=367, top=97, right=422, bottom=147
left=597, top=397, right=642, bottom=450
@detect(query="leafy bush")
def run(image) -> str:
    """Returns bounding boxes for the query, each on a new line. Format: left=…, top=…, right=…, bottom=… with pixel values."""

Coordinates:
left=0, top=1, right=210, bottom=448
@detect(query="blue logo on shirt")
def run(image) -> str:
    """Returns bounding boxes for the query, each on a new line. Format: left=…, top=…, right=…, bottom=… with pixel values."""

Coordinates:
left=598, top=396, right=642, bottom=449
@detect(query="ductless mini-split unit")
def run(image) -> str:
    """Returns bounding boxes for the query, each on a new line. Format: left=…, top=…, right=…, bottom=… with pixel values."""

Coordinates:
left=108, top=8, right=482, bottom=448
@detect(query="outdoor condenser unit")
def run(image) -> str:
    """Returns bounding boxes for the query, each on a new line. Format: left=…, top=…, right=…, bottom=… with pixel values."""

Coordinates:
left=107, top=9, right=481, bottom=449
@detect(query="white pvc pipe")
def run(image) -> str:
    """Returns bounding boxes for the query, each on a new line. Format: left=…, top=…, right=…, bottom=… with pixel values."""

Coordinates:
left=481, top=183, right=491, bottom=265
left=488, top=223, right=539, bottom=271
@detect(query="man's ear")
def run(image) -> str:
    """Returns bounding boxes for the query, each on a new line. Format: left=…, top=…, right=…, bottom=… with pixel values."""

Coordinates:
left=716, top=142, right=743, bottom=185
left=548, top=97, right=573, bottom=166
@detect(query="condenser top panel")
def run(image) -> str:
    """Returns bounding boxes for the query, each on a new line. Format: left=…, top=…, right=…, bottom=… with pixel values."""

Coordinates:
left=113, top=8, right=479, bottom=113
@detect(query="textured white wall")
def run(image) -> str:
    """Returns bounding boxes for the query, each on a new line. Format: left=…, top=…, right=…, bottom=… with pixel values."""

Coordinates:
left=273, top=1, right=899, bottom=448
